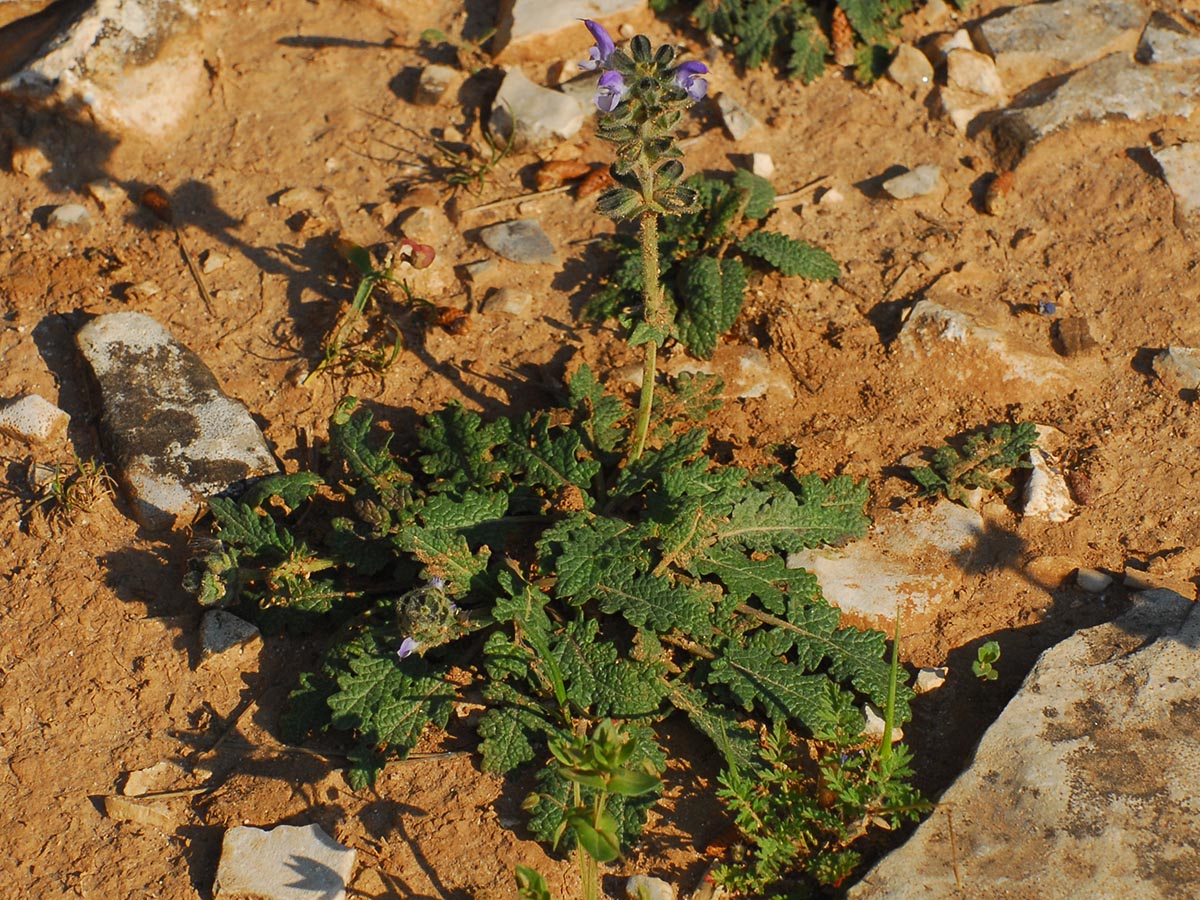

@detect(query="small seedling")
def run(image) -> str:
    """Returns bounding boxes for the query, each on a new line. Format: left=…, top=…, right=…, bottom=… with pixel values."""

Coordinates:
left=429, top=123, right=512, bottom=195
left=972, top=641, right=1001, bottom=681
left=25, top=455, right=115, bottom=529
left=908, top=421, right=1038, bottom=506
left=304, top=237, right=436, bottom=384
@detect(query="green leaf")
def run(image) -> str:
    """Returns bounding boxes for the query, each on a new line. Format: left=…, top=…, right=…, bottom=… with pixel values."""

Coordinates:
left=717, top=476, right=870, bottom=554
left=326, top=652, right=455, bottom=761
left=417, top=489, right=509, bottom=529
left=541, top=514, right=647, bottom=604
left=675, top=255, right=745, bottom=359
left=691, top=548, right=820, bottom=615
left=568, top=364, right=627, bottom=454
left=477, top=682, right=554, bottom=773
left=596, top=572, right=714, bottom=638
left=508, top=414, right=602, bottom=501
left=516, top=866, right=553, bottom=900
left=732, top=168, right=776, bottom=220
left=209, top=496, right=291, bottom=555
left=552, top=618, right=668, bottom=717
left=709, top=645, right=833, bottom=727
left=396, top=526, right=490, bottom=594
left=787, top=19, right=831, bottom=83
left=839, top=0, right=888, bottom=43
left=568, top=809, right=622, bottom=862
left=669, top=683, right=759, bottom=772
left=738, top=231, right=840, bottom=280
left=418, top=402, right=513, bottom=489
left=240, top=471, right=324, bottom=511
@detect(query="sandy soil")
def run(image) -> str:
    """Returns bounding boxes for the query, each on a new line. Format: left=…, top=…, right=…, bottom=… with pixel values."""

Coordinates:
left=2, top=0, right=1199, bottom=897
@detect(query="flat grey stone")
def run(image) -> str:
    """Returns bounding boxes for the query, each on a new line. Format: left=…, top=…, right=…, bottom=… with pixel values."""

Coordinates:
left=201, top=610, right=262, bottom=660
left=2, top=0, right=206, bottom=138
left=0, top=394, right=69, bottom=444
left=488, top=67, right=584, bottom=150
left=1153, top=142, right=1200, bottom=229
left=75, top=312, right=278, bottom=530
left=985, top=54, right=1200, bottom=169
left=1137, top=10, right=1200, bottom=64
left=882, top=164, right=941, bottom=199
left=493, top=0, right=645, bottom=58
left=716, top=93, right=760, bottom=141
left=788, top=503, right=985, bottom=632
left=481, top=286, right=534, bottom=316
left=1152, top=345, right=1200, bottom=392
left=971, top=0, right=1149, bottom=94
left=478, top=219, right=557, bottom=264
left=213, top=823, right=356, bottom=900
left=848, top=589, right=1200, bottom=900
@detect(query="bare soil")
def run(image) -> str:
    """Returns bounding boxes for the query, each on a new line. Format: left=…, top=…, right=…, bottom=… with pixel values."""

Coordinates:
left=2, top=0, right=1199, bottom=897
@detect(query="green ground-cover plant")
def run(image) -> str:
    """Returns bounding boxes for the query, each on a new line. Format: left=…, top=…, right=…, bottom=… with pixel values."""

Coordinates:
left=908, top=421, right=1039, bottom=506
left=653, top=0, right=970, bottom=83
left=186, top=21, right=924, bottom=894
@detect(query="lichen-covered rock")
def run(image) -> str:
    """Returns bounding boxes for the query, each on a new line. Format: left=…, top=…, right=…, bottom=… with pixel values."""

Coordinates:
left=75, top=312, right=278, bottom=530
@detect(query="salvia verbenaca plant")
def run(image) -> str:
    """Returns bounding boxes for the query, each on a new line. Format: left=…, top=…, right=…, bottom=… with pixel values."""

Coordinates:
left=184, top=21, right=924, bottom=897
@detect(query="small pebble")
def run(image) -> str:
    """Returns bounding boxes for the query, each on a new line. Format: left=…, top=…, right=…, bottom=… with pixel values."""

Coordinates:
left=0, top=394, right=69, bottom=444
left=915, top=667, right=948, bottom=693
left=626, top=874, right=674, bottom=900
left=460, top=259, right=497, bottom=282
left=862, top=703, right=904, bottom=742
left=414, top=64, right=457, bottom=106
left=1076, top=568, right=1113, bottom=593
left=984, top=171, right=1014, bottom=215
left=201, top=251, right=229, bottom=274
left=482, top=287, right=533, bottom=317
left=86, top=179, right=127, bottom=211
left=888, top=43, right=935, bottom=92
left=750, top=152, right=775, bottom=179
left=882, top=164, right=941, bottom=199
left=48, top=203, right=92, bottom=229
left=10, top=144, right=52, bottom=177
left=818, top=186, right=845, bottom=205
left=478, top=219, right=557, bottom=264
left=1052, top=317, right=1099, bottom=357
left=716, top=94, right=761, bottom=141
left=619, top=23, right=636, bottom=38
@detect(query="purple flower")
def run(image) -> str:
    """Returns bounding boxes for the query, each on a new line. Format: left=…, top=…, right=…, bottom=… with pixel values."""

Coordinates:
left=579, top=19, right=616, bottom=71
left=429, top=576, right=446, bottom=590
left=596, top=70, right=628, bottom=112
left=673, top=61, right=709, bottom=101
left=397, top=637, right=420, bottom=660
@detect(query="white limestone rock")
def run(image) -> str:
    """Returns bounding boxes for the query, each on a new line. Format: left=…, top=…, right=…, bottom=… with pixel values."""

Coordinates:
left=971, top=0, right=1149, bottom=94
left=0, top=394, right=69, bottom=444
left=849, top=589, right=1200, bottom=899
left=2, top=0, right=206, bottom=138
left=489, top=67, right=584, bottom=150
left=213, top=823, right=356, bottom=900
left=1152, top=143, right=1200, bottom=230
left=882, top=164, right=941, bottom=199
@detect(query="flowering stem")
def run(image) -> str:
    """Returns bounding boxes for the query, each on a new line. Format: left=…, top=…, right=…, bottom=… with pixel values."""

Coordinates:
left=629, top=203, right=661, bottom=462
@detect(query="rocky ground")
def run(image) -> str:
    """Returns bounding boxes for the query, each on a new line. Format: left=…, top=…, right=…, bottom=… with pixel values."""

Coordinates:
left=2, top=0, right=1200, bottom=897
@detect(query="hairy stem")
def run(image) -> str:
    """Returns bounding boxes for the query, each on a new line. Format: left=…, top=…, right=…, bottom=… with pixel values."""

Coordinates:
left=629, top=196, right=661, bottom=463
